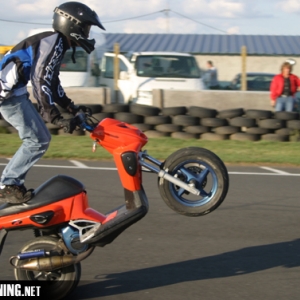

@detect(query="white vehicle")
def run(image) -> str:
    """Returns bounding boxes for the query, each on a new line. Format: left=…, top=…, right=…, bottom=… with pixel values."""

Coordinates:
left=99, top=52, right=205, bottom=105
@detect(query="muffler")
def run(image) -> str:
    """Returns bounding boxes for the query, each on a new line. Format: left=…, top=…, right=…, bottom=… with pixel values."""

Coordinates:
left=10, top=246, right=94, bottom=272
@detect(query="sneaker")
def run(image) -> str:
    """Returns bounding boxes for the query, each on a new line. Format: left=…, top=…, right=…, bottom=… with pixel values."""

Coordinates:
left=0, top=184, right=32, bottom=204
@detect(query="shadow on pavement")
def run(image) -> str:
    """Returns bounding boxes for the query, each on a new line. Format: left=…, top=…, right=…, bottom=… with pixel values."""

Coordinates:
left=71, top=239, right=300, bottom=299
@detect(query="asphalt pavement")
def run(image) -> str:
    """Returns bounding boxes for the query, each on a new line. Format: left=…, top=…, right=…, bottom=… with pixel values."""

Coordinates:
left=0, top=158, right=299, bottom=300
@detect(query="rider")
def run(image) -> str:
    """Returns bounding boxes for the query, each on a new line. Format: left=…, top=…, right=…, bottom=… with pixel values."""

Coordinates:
left=0, top=2, right=105, bottom=204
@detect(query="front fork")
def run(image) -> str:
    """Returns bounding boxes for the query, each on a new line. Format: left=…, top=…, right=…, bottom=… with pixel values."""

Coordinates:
left=138, top=151, right=201, bottom=196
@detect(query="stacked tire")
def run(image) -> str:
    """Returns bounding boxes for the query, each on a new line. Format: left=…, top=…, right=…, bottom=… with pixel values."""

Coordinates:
left=1, top=103, right=300, bottom=142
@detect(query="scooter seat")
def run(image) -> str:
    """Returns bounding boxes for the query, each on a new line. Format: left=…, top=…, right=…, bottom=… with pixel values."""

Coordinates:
left=0, top=175, right=85, bottom=217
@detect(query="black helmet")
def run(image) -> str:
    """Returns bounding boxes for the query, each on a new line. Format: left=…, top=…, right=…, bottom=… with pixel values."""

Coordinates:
left=53, top=1, right=105, bottom=54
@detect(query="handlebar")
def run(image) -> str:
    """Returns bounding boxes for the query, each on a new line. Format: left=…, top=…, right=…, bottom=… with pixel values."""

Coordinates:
left=74, top=112, right=96, bottom=132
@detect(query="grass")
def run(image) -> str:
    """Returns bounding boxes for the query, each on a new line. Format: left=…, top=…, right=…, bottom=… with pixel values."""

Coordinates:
left=1, top=133, right=300, bottom=165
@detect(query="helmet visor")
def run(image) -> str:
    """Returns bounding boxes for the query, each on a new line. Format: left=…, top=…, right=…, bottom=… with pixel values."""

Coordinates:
left=93, top=12, right=106, bottom=30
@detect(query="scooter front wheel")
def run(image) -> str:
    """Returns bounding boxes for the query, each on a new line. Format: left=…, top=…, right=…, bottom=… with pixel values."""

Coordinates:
left=158, top=147, right=229, bottom=217
left=14, top=236, right=81, bottom=300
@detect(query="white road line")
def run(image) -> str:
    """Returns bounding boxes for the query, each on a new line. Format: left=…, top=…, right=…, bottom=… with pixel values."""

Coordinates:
left=69, top=160, right=89, bottom=168
left=0, top=162, right=299, bottom=176
left=229, top=172, right=300, bottom=176
left=0, top=163, right=117, bottom=171
left=260, top=166, right=290, bottom=175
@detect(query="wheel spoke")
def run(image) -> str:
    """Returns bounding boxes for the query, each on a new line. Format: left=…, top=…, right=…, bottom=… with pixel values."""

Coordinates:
left=34, top=272, right=44, bottom=280
left=197, top=168, right=209, bottom=185
left=46, top=271, right=61, bottom=280
left=33, top=270, right=61, bottom=280
left=176, top=187, right=186, bottom=197
left=199, top=188, right=210, bottom=197
left=178, top=167, right=196, bottom=181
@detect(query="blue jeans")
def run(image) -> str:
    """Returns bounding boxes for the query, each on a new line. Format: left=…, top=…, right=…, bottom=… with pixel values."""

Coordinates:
left=0, top=93, right=51, bottom=186
left=275, top=96, right=295, bottom=112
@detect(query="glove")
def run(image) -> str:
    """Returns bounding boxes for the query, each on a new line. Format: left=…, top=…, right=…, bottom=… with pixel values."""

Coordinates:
left=67, top=102, right=92, bottom=116
left=53, top=116, right=77, bottom=134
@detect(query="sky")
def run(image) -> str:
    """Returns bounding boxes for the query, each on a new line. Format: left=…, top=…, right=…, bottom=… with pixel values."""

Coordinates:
left=1, top=0, right=300, bottom=45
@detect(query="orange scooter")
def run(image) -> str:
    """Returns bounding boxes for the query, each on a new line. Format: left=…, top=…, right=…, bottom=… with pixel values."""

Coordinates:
left=0, top=113, right=229, bottom=299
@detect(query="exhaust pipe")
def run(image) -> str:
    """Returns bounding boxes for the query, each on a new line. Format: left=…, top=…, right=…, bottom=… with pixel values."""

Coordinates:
left=10, top=246, right=94, bottom=272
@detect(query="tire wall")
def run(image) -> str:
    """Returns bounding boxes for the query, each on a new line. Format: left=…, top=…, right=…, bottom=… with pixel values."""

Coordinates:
left=1, top=103, right=299, bottom=142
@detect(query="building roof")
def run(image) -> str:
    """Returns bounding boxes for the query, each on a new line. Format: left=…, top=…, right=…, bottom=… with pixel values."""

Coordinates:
left=104, top=34, right=300, bottom=56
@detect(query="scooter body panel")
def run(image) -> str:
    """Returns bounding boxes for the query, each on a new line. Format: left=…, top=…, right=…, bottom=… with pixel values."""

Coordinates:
left=90, top=118, right=148, bottom=191
left=0, top=192, right=107, bottom=230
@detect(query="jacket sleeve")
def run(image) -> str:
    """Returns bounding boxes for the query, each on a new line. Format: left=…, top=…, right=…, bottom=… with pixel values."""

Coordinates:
left=295, top=75, right=300, bottom=89
left=270, top=75, right=278, bottom=101
left=290, top=74, right=300, bottom=95
left=30, top=33, right=71, bottom=123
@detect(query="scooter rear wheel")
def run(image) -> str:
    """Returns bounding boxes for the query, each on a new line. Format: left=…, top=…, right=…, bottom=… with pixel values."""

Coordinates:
left=14, top=236, right=81, bottom=300
left=158, top=147, right=229, bottom=217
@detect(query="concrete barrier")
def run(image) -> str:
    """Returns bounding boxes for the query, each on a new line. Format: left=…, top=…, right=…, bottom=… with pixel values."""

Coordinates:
left=27, top=87, right=111, bottom=105
left=28, top=86, right=273, bottom=111
left=153, top=89, right=272, bottom=110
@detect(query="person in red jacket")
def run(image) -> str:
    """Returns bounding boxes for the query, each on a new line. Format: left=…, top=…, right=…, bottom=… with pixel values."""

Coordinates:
left=270, top=62, right=300, bottom=111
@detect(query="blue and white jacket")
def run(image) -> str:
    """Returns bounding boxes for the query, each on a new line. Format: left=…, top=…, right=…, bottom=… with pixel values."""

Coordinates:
left=0, top=31, right=72, bottom=123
